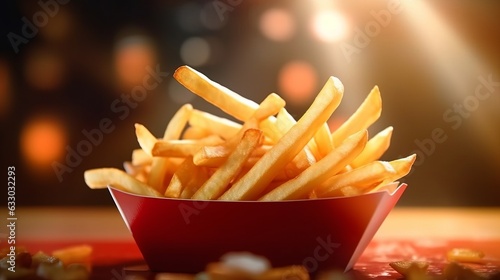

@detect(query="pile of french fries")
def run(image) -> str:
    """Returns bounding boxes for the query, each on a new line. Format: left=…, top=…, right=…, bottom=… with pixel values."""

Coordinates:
left=84, top=65, right=415, bottom=200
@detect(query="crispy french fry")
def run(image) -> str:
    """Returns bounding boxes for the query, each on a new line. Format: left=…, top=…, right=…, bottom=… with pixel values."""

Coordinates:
left=84, top=168, right=161, bottom=197
left=189, top=109, right=242, bottom=140
left=313, top=123, right=334, bottom=158
left=174, top=65, right=258, bottom=122
left=260, top=130, right=367, bottom=201
left=153, top=135, right=225, bottom=157
left=52, top=245, right=93, bottom=271
left=182, top=126, right=211, bottom=140
left=192, top=129, right=263, bottom=200
left=316, top=160, right=395, bottom=198
left=331, top=86, right=382, bottom=146
left=350, top=126, right=393, bottom=168
left=447, top=248, right=485, bottom=263
left=368, top=154, right=416, bottom=193
left=131, top=148, right=152, bottom=166
left=147, top=104, right=193, bottom=191
left=220, top=77, right=344, bottom=200
left=134, top=123, right=157, bottom=156
left=194, top=145, right=271, bottom=168
left=389, top=260, right=429, bottom=279
left=164, top=156, right=206, bottom=198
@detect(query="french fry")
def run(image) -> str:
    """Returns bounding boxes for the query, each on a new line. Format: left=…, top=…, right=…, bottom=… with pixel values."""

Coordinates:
left=447, top=248, right=485, bottom=263
left=350, top=126, right=393, bottom=168
left=224, top=93, right=285, bottom=150
left=182, top=126, right=212, bottom=140
left=220, top=77, right=344, bottom=200
left=52, top=245, right=93, bottom=272
left=316, top=160, right=396, bottom=198
left=131, top=148, right=152, bottom=166
left=389, top=260, right=429, bottom=279
left=147, top=104, right=193, bottom=192
left=84, top=168, right=162, bottom=197
left=153, top=135, right=225, bottom=158
left=260, top=130, right=367, bottom=201
left=134, top=123, right=157, bottom=156
left=189, top=109, right=242, bottom=140
left=174, top=65, right=258, bottom=122
left=192, top=129, right=263, bottom=200
left=165, top=156, right=199, bottom=198
left=368, top=154, right=416, bottom=193
left=331, top=86, right=382, bottom=146
left=194, top=145, right=271, bottom=168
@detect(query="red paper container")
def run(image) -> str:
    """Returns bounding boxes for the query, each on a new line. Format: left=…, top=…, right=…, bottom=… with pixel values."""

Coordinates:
left=109, top=182, right=406, bottom=274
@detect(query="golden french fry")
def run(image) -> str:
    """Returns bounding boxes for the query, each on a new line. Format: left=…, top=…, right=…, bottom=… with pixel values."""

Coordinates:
left=131, top=148, right=152, bottom=166
left=368, top=154, right=416, bottom=193
left=189, top=109, right=242, bottom=140
left=350, top=126, right=393, bottom=168
left=52, top=245, right=93, bottom=271
left=84, top=168, right=162, bottom=197
left=192, top=129, right=263, bottom=200
left=193, top=145, right=271, bottom=168
left=182, top=126, right=211, bottom=140
left=316, top=160, right=395, bottom=198
left=153, top=135, right=225, bottom=157
left=331, top=85, right=382, bottom=146
left=123, top=161, right=150, bottom=183
left=223, top=93, right=285, bottom=150
left=134, top=123, right=157, bottom=156
left=260, top=130, right=367, bottom=201
left=447, top=248, right=485, bottom=263
left=174, top=65, right=258, bottom=122
left=164, top=156, right=198, bottom=198
left=179, top=166, right=210, bottom=199
left=389, top=260, right=429, bottom=279
left=147, top=104, right=193, bottom=191
left=313, top=123, right=334, bottom=158
left=220, top=77, right=344, bottom=200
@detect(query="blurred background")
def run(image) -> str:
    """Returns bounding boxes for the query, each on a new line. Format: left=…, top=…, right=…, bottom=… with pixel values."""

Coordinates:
left=1, top=0, right=499, bottom=206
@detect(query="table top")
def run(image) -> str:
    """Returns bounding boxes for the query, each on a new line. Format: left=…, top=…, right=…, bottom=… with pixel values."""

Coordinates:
left=3, top=207, right=500, bottom=279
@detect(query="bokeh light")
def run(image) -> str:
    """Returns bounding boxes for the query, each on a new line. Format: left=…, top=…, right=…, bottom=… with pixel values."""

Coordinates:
left=278, top=60, right=318, bottom=105
left=180, top=37, right=211, bottom=67
left=20, top=115, right=67, bottom=175
left=310, top=10, right=350, bottom=42
left=24, top=47, right=65, bottom=91
left=259, top=8, right=296, bottom=42
left=113, top=35, right=157, bottom=91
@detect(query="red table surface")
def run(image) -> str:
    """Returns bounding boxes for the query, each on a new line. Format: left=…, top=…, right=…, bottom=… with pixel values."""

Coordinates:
left=17, top=238, right=500, bottom=279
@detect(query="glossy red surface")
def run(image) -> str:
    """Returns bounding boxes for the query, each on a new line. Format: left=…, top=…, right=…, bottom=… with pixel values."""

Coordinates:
left=109, top=183, right=406, bottom=273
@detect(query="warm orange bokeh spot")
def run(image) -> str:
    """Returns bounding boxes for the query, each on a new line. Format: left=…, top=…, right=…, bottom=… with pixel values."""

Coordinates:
left=114, top=36, right=156, bottom=91
left=21, top=116, right=67, bottom=174
left=278, top=60, right=318, bottom=105
left=259, top=8, right=296, bottom=42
